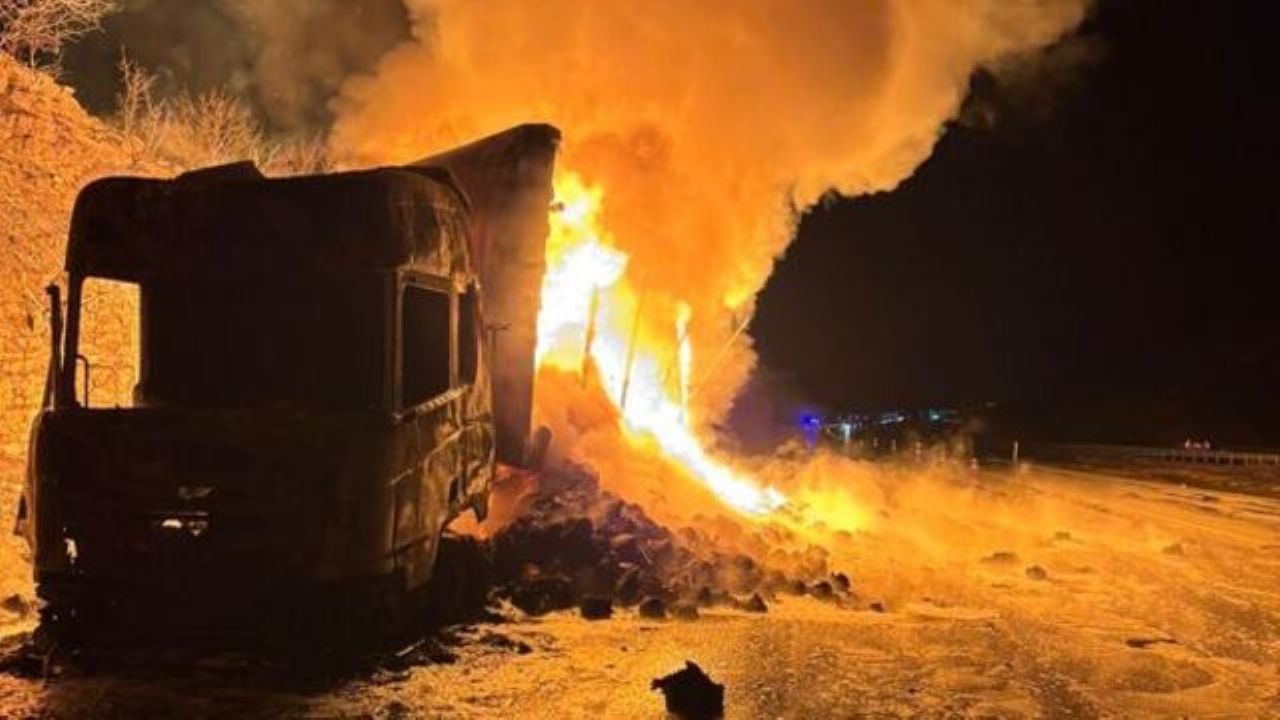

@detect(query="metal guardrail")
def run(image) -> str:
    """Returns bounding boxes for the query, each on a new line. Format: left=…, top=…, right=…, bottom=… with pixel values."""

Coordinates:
left=1021, top=441, right=1280, bottom=467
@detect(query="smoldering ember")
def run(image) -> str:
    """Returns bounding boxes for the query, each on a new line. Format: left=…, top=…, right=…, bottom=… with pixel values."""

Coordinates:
left=0, top=1, right=1277, bottom=718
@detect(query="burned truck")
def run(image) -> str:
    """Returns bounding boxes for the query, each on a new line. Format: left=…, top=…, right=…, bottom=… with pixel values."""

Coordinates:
left=17, top=124, right=559, bottom=633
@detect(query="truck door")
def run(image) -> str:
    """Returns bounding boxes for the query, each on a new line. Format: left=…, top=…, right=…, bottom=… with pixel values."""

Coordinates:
left=397, top=280, right=459, bottom=587
left=456, top=282, right=494, bottom=511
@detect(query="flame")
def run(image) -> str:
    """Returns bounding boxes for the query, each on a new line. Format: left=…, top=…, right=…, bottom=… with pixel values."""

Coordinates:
left=675, top=302, right=692, bottom=421
left=535, top=171, right=786, bottom=516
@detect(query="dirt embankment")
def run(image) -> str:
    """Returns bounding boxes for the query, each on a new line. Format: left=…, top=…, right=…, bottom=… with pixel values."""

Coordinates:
left=0, top=55, right=164, bottom=608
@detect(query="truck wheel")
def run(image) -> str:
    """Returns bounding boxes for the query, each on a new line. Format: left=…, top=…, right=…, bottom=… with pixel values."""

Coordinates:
left=424, top=534, right=492, bottom=622
left=34, top=579, right=102, bottom=648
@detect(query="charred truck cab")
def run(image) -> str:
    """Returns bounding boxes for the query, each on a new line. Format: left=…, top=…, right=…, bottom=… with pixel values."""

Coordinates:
left=18, top=125, right=559, bottom=633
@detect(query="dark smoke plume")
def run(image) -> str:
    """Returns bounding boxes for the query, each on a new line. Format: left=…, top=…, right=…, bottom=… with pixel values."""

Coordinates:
left=62, top=0, right=410, bottom=132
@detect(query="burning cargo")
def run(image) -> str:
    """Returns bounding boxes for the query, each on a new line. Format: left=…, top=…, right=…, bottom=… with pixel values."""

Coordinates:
left=17, top=124, right=559, bottom=635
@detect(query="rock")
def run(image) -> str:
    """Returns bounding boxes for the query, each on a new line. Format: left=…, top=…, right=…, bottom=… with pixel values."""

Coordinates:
left=615, top=566, right=643, bottom=606
left=651, top=661, right=725, bottom=719
left=645, top=537, right=676, bottom=565
left=831, top=572, right=851, bottom=593
left=0, top=595, right=31, bottom=617
left=1054, top=531, right=1072, bottom=541
left=810, top=580, right=834, bottom=600
left=579, top=596, right=613, bottom=621
left=982, top=550, right=1019, bottom=564
left=1126, top=637, right=1178, bottom=649
left=608, top=533, right=646, bottom=565
left=477, top=631, right=533, bottom=654
left=492, top=515, right=597, bottom=582
left=1162, top=542, right=1184, bottom=556
left=869, top=601, right=886, bottom=613
left=787, top=579, right=808, bottom=596
left=741, top=593, right=768, bottom=614
left=638, top=596, right=667, bottom=620
left=508, top=575, right=575, bottom=616
left=1025, top=565, right=1048, bottom=581
left=695, top=586, right=727, bottom=607
left=388, top=637, right=458, bottom=666
left=671, top=603, right=700, bottom=621
left=383, top=700, right=412, bottom=719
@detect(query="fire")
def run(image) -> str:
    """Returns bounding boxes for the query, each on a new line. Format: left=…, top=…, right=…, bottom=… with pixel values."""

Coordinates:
left=535, top=171, right=787, bottom=516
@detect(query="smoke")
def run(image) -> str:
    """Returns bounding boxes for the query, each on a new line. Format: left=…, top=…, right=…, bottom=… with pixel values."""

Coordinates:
left=962, top=30, right=1106, bottom=130
left=327, top=0, right=1091, bottom=521
left=63, top=0, right=409, bottom=132
left=221, top=0, right=410, bottom=130
left=325, top=1, right=1095, bottom=527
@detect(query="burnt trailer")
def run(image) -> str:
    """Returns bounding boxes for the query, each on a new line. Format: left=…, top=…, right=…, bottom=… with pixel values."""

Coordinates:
left=17, top=125, right=559, bottom=634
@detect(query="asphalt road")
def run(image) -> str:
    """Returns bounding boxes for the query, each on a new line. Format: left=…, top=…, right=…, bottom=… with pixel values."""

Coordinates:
left=1, top=465, right=1278, bottom=718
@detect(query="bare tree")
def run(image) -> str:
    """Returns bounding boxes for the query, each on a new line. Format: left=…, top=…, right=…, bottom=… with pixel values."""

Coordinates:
left=115, top=53, right=153, bottom=137
left=259, top=132, right=333, bottom=176
left=0, top=0, right=116, bottom=66
left=111, top=61, right=333, bottom=176
left=157, top=89, right=264, bottom=168
left=113, top=52, right=161, bottom=164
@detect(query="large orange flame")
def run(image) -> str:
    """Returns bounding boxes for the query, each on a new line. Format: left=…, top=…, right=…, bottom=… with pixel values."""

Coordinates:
left=535, top=171, right=787, bottom=516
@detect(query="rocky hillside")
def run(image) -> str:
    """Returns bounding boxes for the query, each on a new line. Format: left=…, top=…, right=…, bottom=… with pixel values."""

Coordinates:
left=0, top=54, right=160, bottom=605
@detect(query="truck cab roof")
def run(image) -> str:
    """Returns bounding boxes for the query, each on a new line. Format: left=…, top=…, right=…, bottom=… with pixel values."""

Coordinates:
left=66, top=162, right=473, bottom=282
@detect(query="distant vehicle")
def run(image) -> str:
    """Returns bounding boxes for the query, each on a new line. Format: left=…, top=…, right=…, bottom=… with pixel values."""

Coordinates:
left=17, top=125, right=560, bottom=636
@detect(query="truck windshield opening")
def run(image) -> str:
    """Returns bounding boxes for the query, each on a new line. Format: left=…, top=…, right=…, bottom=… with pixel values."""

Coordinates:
left=138, top=274, right=386, bottom=411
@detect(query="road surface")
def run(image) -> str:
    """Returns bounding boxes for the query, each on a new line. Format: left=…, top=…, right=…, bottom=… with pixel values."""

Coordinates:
left=0, top=465, right=1277, bottom=718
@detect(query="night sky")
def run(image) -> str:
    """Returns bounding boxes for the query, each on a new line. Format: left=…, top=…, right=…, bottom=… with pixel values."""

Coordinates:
left=749, top=0, right=1279, bottom=447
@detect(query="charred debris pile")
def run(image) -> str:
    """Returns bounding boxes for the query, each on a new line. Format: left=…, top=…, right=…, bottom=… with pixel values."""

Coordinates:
left=481, top=462, right=857, bottom=620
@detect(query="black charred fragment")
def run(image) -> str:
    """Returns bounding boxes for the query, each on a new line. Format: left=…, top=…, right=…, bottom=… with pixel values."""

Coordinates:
left=982, top=551, right=1019, bottom=565
left=1126, top=637, right=1179, bottom=649
left=638, top=596, right=667, bottom=620
left=740, top=593, right=768, bottom=613
left=1, top=594, right=32, bottom=618
left=579, top=596, right=613, bottom=621
left=810, top=580, right=835, bottom=600
left=613, top=566, right=644, bottom=607
left=651, top=661, right=725, bottom=719
left=671, top=603, right=700, bottom=621
left=509, top=575, right=576, bottom=617
left=476, top=631, right=532, bottom=655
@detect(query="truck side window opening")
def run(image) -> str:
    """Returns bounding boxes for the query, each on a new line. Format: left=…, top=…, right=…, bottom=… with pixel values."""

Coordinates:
left=459, top=287, right=479, bottom=387
left=76, top=278, right=141, bottom=408
left=402, top=285, right=451, bottom=406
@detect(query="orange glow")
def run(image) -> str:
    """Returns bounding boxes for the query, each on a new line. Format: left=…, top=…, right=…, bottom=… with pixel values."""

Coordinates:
left=535, top=172, right=786, bottom=516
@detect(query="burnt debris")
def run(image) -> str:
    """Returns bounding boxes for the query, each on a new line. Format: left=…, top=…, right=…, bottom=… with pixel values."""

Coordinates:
left=578, top=596, right=613, bottom=621
left=651, top=661, right=725, bottom=719
left=637, top=597, right=667, bottom=620
left=740, top=593, right=768, bottom=614
left=488, top=462, right=855, bottom=619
